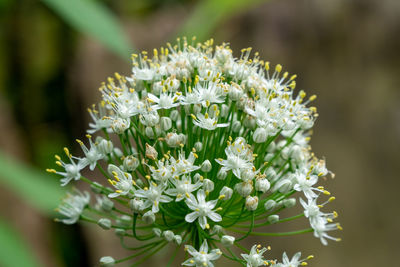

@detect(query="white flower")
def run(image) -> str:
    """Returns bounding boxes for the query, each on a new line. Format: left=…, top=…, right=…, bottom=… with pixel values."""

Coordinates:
left=148, top=92, right=180, bottom=110
left=135, top=183, right=172, bottom=213
left=107, top=164, right=133, bottom=198
left=271, top=252, right=303, bottom=267
left=216, top=137, right=253, bottom=179
left=192, top=113, right=228, bottom=131
left=293, top=171, right=319, bottom=199
left=87, top=104, right=112, bottom=134
left=182, top=240, right=222, bottom=267
left=185, top=189, right=222, bottom=229
left=76, top=137, right=103, bottom=170
left=311, top=217, right=341, bottom=245
left=56, top=190, right=90, bottom=224
left=165, top=175, right=202, bottom=201
left=53, top=151, right=86, bottom=186
left=169, top=152, right=200, bottom=176
left=241, top=244, right=270, bottom=267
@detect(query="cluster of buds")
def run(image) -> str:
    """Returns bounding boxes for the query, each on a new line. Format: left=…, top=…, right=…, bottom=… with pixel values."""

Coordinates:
left=48, top=37, right=341, bottom=266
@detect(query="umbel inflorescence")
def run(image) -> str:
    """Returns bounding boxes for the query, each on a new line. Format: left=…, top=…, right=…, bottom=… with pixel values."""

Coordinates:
left=48, top=37, right=341, bottom=267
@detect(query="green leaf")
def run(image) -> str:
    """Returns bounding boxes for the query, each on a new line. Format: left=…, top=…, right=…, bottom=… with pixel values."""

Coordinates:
left=41, top=0, right=132, bottom=59
left=0, top=218, right=40, bottom=267
left=0, top=151, right=64, bottom=214
left=177, top=0, right=268, bottom=41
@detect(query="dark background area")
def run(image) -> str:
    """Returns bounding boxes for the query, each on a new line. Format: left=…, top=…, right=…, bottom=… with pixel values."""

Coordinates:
left=0, top=0, right=399, bottom=266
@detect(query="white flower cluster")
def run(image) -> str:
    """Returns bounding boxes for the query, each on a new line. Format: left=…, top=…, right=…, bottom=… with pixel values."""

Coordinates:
left=49, top=38, right=341, bottom=266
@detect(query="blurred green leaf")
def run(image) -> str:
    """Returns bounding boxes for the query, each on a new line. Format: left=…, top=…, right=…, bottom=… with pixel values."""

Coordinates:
left=177, top=0, right=268, bottom=41
left=41, top=0, right=133, bottom=59
left=0, top=151, right=64, bottom=214
left=0, top=218, right=40, bottom=267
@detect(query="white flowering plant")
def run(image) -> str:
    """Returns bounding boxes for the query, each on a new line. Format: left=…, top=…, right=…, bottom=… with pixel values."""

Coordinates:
left=48, top=37, right=341, bottom=267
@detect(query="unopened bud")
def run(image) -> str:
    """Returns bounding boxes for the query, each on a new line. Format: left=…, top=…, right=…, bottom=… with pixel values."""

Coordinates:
left=268, top=215, right=279, bottom=224
left=201, top=160, right=212, bottom=172
left=100, top=256, right=115, bottom=266
left=221, top=235, right=235, bottom=247
left=97, top=218, right=112, bottom=230
left=245, top=196, right=259, bottom=211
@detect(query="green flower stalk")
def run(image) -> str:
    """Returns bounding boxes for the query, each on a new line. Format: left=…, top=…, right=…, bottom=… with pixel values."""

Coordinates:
left=48, top=37, right=341, bottom=266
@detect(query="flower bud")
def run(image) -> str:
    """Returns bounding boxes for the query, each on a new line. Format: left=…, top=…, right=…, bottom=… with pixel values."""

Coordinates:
left=264, top=199, right=276, bottom=211
left=245, top=196, right=259, bottom=211
left=211, top=225, right=224, bottom=235
left=129, top=198, right=144, bottom=213
left=142, top=211, right=155, bottom=224
left=145, top=126, right=155, bottom=139
left=220, top=104, right=229, bottom=118
left=145, top=144, right=158, bottom=160
left=166, top=132, right=182, bottom=147
left=264, top=168, right=277, bottom=181
left=193, top=173, right=202, bottom=183
left=275, top=179, right=292, bottom=194
left=268, top=214, right=280, bottom=224
left=140, top=112, right=159, bottom=126
left=113, top=147, right=123, bottom=158
left=163, top=230, right=175, bottom=242
left=232, top=121, right=242, bottom=133
left=114, top=228, right=126, bottom=237
left=170, top=110, right=179, bottom=121
left=203, top=178, right=214, bottom=192
left=123, top=155, right=139, bottom=171
left=235, top=181, right=253, bottom=197
left=221, top=235, right=235, bottom=247
left=266, top=141, right=276, bottom=152
left=152, top=228, right=162, bottom=237
left=217, top=168, right=228, bottom=180
left=174, top=235, right=182, bottom=245
left=241, top=169, right=256, bottom=181
left=194, top=141, right=203, bottom=152
left=243, top=115, right=256, bottom=129
left=97, top=218, right=112, bottom=230
left=253, top=127, right=268, bottom=143
left=283, top=198, right=296, bottom=208
left=100, top=196, right=114, bottom=212
left=201, top=160, right=212, bottom=172
left=100, top=256, right=115, bottom=266
left=219, top=186, right=233, bottom=200
left=111, top=118, right=130, bottom=134
left=160, top=117, right=172, bottom=131
left=255, top=178, right=270, bottom=193
left=97, top=138, right=114, bottom=155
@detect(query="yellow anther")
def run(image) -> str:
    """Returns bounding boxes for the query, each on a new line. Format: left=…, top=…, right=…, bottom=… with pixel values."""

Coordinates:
left=205, top=100, right=210, bottom=107
left=301, top=263, right=308, bottom=266
left=250, top=88, right=256, bottom=95
left=193, top=153, right=198, bottom=159
left=191, top=114, right=197, bottom=120
left=55, top=161, right=62, bottom=167
left=185, top=192, right=190, bottom=198
left=265, top=61, right=270, bottom=70
left=55, top=155, right=61, bottom=161
left=205, top=224, right=210, bottom=229
left=216, top=207, right=222, bottom=211
left=145, top=175, right=151, bottom=180
left=63, top=147, right=70, bottom=157
left=307, top=255, right=314, bottom=260
left=309, top=95, right=317, bottom=101
left=205, top=113, right=209, bottom=119
left=219, top=195, right=225, bottom=200
left=329, top=197, right=336, bottom=202
left=333, top=211, right=338, bottom=218
left=275, top=64, right=282, bottom=73
left=46, top=168, right=57, bottom=173
left=290, top=74, right=297, bottom=80
left=132, top=180, right=136, bottom=185
left=115, top=190, right=122, bottom=193
left=323, top=190, right=331, bottom=195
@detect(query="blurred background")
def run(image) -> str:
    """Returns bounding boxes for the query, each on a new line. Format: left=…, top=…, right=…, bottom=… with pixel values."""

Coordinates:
left=0, top=0, right=399, bottom=266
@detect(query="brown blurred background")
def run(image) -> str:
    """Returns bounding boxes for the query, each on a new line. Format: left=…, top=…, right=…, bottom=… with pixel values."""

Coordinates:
left=1, top=0, right=399, bottom=266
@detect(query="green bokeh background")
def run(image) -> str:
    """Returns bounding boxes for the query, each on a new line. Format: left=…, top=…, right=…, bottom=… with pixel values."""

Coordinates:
left=0, top=0, right=399, bottom=266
